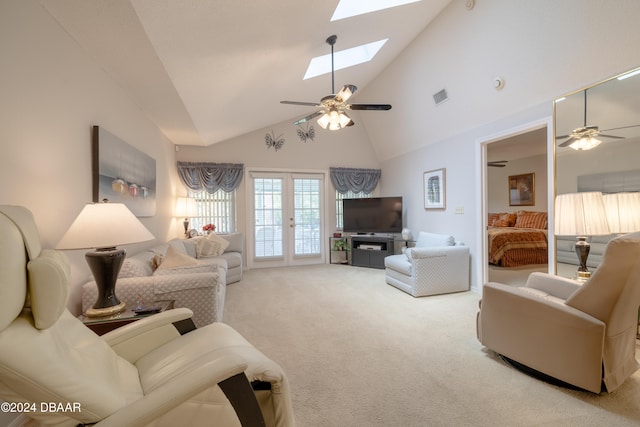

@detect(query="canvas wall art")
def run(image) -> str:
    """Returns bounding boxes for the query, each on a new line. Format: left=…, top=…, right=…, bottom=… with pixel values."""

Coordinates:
left=92, top=126, right=156, bottom=216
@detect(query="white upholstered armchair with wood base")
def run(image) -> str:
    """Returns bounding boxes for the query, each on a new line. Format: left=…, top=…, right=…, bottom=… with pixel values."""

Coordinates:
left=0, top=205, right=294, bottom=427
left=477, top=231, right=640, bottom=393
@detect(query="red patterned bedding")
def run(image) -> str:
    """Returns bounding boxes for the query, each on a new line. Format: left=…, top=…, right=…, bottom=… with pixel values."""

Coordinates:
left=488, top=227, right=548, bottom=267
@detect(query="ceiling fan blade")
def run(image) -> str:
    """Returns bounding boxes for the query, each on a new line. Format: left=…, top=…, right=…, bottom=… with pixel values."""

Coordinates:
left=558, top=137, right=577, bottom=147
left=293, top=111, right=323, bottom=125
left=348, top=104, right=392, bottom=111
left=281, top=101, right=321, bottom=107
left=598, top=134, right=626, bottom=140
left=334, top=84, right=357, bottom=103
left=488, top=160, right=508, bottom=167
left=601, top=124, right=640, bottom=132
left=556, top=134, right=570, bottom=140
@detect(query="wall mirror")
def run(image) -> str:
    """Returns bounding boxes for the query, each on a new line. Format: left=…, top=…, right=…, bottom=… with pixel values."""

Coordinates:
left=554, top=67, right=640, bottom=277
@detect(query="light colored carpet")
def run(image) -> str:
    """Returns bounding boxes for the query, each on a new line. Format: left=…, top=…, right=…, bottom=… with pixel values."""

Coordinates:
left=224, top=264, right=640, bottom=427
left=488, top=264, right=548, bottom=286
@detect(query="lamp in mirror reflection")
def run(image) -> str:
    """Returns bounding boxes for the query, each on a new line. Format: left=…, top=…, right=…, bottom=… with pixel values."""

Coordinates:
left=554, top=192, right=610, bottom=280
left=56, top=201, right=155, bottom=317
left=603, top=192, right=640, bottom=234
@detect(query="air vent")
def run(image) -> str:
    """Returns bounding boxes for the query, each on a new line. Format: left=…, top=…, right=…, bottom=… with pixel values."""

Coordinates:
left=433, top=89, right=448, bottom=105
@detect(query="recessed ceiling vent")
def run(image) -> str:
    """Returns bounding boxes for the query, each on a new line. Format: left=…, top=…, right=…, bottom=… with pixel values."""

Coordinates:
left=433, top=88, right=448, bottom=105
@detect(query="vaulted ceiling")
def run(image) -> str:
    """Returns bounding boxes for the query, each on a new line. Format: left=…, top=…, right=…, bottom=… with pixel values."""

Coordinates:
left=41, top=0, right=453, bottom=147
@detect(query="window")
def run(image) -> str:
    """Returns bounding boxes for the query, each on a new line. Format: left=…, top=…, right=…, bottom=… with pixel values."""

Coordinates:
left=336, top=190, right=372, bottom=230
left=188, top=189, right=236, bottom=234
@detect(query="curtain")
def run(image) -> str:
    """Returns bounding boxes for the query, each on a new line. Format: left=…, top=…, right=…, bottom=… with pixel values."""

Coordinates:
left=330, top=167, right=381, bottom=194
left=176, top=162, right=244, bottom=193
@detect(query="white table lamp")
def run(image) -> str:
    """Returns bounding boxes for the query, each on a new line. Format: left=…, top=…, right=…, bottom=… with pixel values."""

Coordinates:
left=603, top=192, right=640, bottom=234
left=554, top=192, right=610, bottom=280
left=176, top=197, right=197, bottom=237
left=57, top=201, right=154, bottom=317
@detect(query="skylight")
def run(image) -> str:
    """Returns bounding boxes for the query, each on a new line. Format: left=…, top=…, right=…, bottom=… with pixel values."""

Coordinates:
left=303, top=39, right=387, bottom=80
left=331, top=0, right=422, bottom=21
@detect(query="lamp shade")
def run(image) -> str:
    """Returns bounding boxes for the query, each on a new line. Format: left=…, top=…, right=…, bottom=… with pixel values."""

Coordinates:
left=603, top=192, right=640, bottom=233
left=175, top=197, right=197, bottom=218
left=554, top=192, right=610, bottom=236
left=57, top=202, right=155, bottom=250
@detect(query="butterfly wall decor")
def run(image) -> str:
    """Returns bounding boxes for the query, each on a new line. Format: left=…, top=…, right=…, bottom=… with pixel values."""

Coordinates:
left=265, top=131, right=285, bottom=151
left=296, top=123, right=315, bottom=143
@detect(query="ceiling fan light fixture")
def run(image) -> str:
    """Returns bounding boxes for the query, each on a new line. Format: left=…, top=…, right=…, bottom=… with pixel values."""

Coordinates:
left=569, top=136, right=602, bottom=151
left=318, top=109, right=352, bottom=130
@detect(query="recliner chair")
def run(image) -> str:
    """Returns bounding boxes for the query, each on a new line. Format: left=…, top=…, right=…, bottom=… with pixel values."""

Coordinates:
left=0, top=205, right=294, bottom=426
left=477, top=231, right=640, bottom=393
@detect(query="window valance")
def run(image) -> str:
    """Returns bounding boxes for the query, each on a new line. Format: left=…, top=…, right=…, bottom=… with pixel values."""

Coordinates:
left=177, top=162, right=244, bottom=193
left=330, top=167, right=381, bottom=194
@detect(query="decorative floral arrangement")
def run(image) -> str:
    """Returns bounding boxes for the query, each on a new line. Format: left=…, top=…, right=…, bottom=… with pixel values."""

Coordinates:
left=203, top=224, right=216, bottom=233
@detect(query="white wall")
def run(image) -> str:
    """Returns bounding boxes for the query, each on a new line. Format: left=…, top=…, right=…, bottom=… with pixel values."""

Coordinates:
left=175, top=114, right=380, bottom=235
left=0, top=1, right=180, bottom=313
left=360, top=0, right=640, bottom=163
left=487, top=154, right=548, bottom=214
left=556, top=138, right=640, bottom=194
left=367, top=1, right=640, bottom=291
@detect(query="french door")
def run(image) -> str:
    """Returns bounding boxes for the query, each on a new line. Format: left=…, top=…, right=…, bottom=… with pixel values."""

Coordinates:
left=248, top=171, right=325, bottom=268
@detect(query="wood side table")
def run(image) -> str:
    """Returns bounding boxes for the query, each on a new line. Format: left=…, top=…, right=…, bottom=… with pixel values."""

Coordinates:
left=79, top=300, right=175, bottom=335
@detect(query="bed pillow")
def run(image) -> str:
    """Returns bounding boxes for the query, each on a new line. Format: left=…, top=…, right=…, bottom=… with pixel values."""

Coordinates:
left=492, top=212, right=517, bottom=227
left=488, top=212, right=501, bottom=226
left=514, top=210, right=548, bottom=229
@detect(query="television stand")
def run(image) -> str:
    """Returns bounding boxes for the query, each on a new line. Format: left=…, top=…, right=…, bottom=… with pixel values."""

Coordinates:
left=350, top=235, right=398, bottom=269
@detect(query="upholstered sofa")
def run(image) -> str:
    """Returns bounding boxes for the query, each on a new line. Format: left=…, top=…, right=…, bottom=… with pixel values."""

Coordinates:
left=384, top=232, right=470, bottom=297
left=83, top=233, right=243, bottom=327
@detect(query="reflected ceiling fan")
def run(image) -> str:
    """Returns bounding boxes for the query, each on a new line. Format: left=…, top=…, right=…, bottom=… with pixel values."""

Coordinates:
left=280, top=35, right=392, bottom=130
left=557, top=89, right=627, bottom=150
left=488, top=160, right=508, bottom=167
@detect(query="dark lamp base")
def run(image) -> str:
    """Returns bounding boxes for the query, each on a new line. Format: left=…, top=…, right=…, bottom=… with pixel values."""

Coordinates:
left=575, top=237, right=591, bottom=280
left=85, top=247, right=127, bottom=318
left=85, top=301, right=126, bottom=318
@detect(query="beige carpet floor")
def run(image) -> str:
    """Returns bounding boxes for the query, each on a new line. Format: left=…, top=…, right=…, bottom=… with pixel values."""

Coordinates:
left=224, top=264, right=640, bottom=427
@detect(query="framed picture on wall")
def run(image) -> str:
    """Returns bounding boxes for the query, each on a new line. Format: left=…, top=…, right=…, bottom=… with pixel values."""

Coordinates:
left=508, top=173, right=535, bottom=206
left=423, top=168, right=446, bottom=209
left=92, top=126, right=157, bottom=217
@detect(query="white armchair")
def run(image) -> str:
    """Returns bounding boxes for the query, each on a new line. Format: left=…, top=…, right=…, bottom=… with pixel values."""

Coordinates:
left=384, top=232, right=470, bottom=297
left=0, top=205, right=294, bottom=426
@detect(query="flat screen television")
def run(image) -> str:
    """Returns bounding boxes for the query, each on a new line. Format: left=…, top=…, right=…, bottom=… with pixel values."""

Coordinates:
left=342, top=197, right=403, bottom=234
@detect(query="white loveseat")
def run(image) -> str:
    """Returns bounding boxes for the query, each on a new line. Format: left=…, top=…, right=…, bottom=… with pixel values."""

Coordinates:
left=384, top=232, right=470, bottom=297
left=83, top=233, right=243, bottom=327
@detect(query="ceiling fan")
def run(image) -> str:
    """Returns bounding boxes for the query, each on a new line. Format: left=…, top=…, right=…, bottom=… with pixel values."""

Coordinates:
left=280, top=35, right=392, bottom=130
left=557, top=89, right=626, bottom=149
left=488, top=160, right=508, bottom=168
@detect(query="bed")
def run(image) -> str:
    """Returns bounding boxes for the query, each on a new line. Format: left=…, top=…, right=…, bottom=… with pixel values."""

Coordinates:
left=487, top=211, right=548, bottom=267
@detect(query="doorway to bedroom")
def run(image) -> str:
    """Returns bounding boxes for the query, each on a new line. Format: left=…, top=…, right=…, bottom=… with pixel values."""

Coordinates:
left=478, top=119, right=553, bottom=287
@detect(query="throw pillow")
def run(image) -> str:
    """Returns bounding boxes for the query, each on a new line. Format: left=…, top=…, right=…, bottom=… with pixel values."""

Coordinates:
left=119, top=257, right=153, bottom=278
left=156, top=245, right=200, bottom=270
left=196, top=232, right=230, bottom=258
